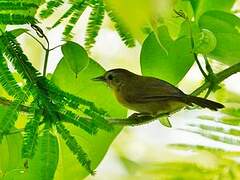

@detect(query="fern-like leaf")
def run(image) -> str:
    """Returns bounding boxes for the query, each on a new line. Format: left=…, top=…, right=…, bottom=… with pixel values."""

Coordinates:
left=56, top=122, right=94, bottom=174
left=84, top=108, right=113, bottom=131
left=51, top=4, right=76, bottom=28
left=0, top=54, right=26, bottom=99
left=84, top=0, right=104, bottom=50
left=39, top=128, right=59, bottom=180
left=0, top=1, right=38, bottom=10
left=22, top=101, right=42, bottom=159
left=60, top=109, right=98, bottom=135
left=0, top=32, right=41, bottom=85
left=46, top=79, right=107, bottom=115
left=0, top=99, right=25, bottom=141
left=188, top=123, right=240, bottom=136
left=0, top=14, right=37, bottom=24
left=105, top=5, right=135, bottom=47
left=63, top=1, right=88, bottom=40
left=169, top=143, right=240, bottom=156
left=180, top=128, right=240, bottom=145
left=0, top=0, right=39, bottom=25
left=40, top=0, right=64, bottom=18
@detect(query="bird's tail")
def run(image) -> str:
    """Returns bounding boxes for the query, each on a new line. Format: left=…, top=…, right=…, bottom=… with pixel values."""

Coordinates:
left=185, top=95, right=224, bottom=111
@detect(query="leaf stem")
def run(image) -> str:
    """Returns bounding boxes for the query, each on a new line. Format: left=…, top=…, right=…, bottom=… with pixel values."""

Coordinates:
left=43, top=49, right=50, bottom=76
left=42, top=31, right=50, bottom=77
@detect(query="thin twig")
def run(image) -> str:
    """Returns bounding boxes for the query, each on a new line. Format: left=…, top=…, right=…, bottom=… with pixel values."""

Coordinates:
left=42, top=30, right=50, bottom=76
left=174, top=9, right=208, bottom=78
left=49, top=44, right=63, bottom=51
left=30, top=24, right=50, bottom=76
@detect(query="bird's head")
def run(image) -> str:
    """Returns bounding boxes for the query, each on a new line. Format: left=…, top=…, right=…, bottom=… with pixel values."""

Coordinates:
left=92, top=68, right=134, bottom=90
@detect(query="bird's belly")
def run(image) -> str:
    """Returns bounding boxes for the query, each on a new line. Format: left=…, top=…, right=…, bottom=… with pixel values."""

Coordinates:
left=128, top=101, right=185, bottom=115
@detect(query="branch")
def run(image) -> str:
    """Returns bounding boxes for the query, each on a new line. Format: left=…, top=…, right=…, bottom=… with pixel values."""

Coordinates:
left=191, top=62, right=240, bottom=96
left=0, top=63, right=239, bottom=127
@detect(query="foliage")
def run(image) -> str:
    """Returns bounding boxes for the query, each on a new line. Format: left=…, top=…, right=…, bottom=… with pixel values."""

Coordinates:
left=0, top=0, right=240, bottom=179
left=0, top=0, right=42, bottom=25
left=39, top=0, right=135, bottom=50
left=52, top=56, right=126, bottom=179
left=0, top=31, right=115, bottom=178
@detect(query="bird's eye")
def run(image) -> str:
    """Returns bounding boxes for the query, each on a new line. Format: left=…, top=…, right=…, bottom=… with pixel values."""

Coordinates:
left=107, top=74, right=113, bottom=80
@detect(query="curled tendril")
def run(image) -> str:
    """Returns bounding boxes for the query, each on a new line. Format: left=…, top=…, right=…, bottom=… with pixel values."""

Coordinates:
left=31, top=24, right=44, bottom=38
left=173, top=9, right=187, bottom=19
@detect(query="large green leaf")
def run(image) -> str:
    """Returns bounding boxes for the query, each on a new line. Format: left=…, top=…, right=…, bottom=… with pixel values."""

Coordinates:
left=51, top=58, right=127, bottom=179
left=188, top=0, right=235, bottom=19
left=0, top=108, right=23, bottom=180
left=198, top=11, right=240, bottom=65
left=140, top=26, right=195, bottom=85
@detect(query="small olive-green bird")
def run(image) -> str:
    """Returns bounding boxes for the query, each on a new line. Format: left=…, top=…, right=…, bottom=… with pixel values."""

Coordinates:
left=93, top=69, right=224, bottom=117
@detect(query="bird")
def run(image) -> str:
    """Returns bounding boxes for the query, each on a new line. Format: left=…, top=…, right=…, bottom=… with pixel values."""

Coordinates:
left=92, top=68, right=224, bottom=121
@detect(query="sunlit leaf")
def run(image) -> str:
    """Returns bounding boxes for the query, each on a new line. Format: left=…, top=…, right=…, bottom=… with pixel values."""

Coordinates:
left=52, top=58, right=127, bottom=179
left=198, top=11, right=240, bottom=65
left=181, top=128, right=240, bottom=145
left=222, top=108, right=240, bottom=118
left=188, top=0, right=235, bottom=19
left=140, top=26, right=194, bottom=85
left=9, top=28, right=28, bottom=38
left=188, top=123, right=240, bottom=136
left=61, top=41, right=89, bottom=78
left=159, top=117, right=172, bottom=128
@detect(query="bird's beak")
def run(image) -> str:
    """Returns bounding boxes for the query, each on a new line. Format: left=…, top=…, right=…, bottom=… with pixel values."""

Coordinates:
left=92, top=75, right=106, bottom=82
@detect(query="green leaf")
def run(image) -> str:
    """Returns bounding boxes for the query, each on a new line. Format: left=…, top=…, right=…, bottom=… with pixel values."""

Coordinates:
left=10, top=28, right=28, bottom=38
left=198, top=11, right=240, bottom=65
left=61, top=41, right=89, bottom=78
left=199, top=11, right=240, bottom=34
left=0, top=126, right=23, bottom=180
left=52, top=58, right=127, bottom=179
left=140, top=26, right=194, bottom=85
left=221, top=108, right=240, bottom=118
left=40, top=0, right=64, bottom=18
left=188, top=0, right=235, bottom=19
left=18, top=129, right=59, bottom=180
left=182, top=128, right=240, bottom=145
left=39, top=130, right=59, bottom=180
left=159, top=117, right=172, bottom=128
left=85, top=0, right=105, bottom=50
left=188, top=123, right=240, bottom=136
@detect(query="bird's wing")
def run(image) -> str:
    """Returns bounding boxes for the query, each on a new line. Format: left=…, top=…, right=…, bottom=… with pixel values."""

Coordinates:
left=125, top=77, right=187, bottom=104
left=141, top=77, right=184, bottom=95
left=133, top=95, right=190, bottom=104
